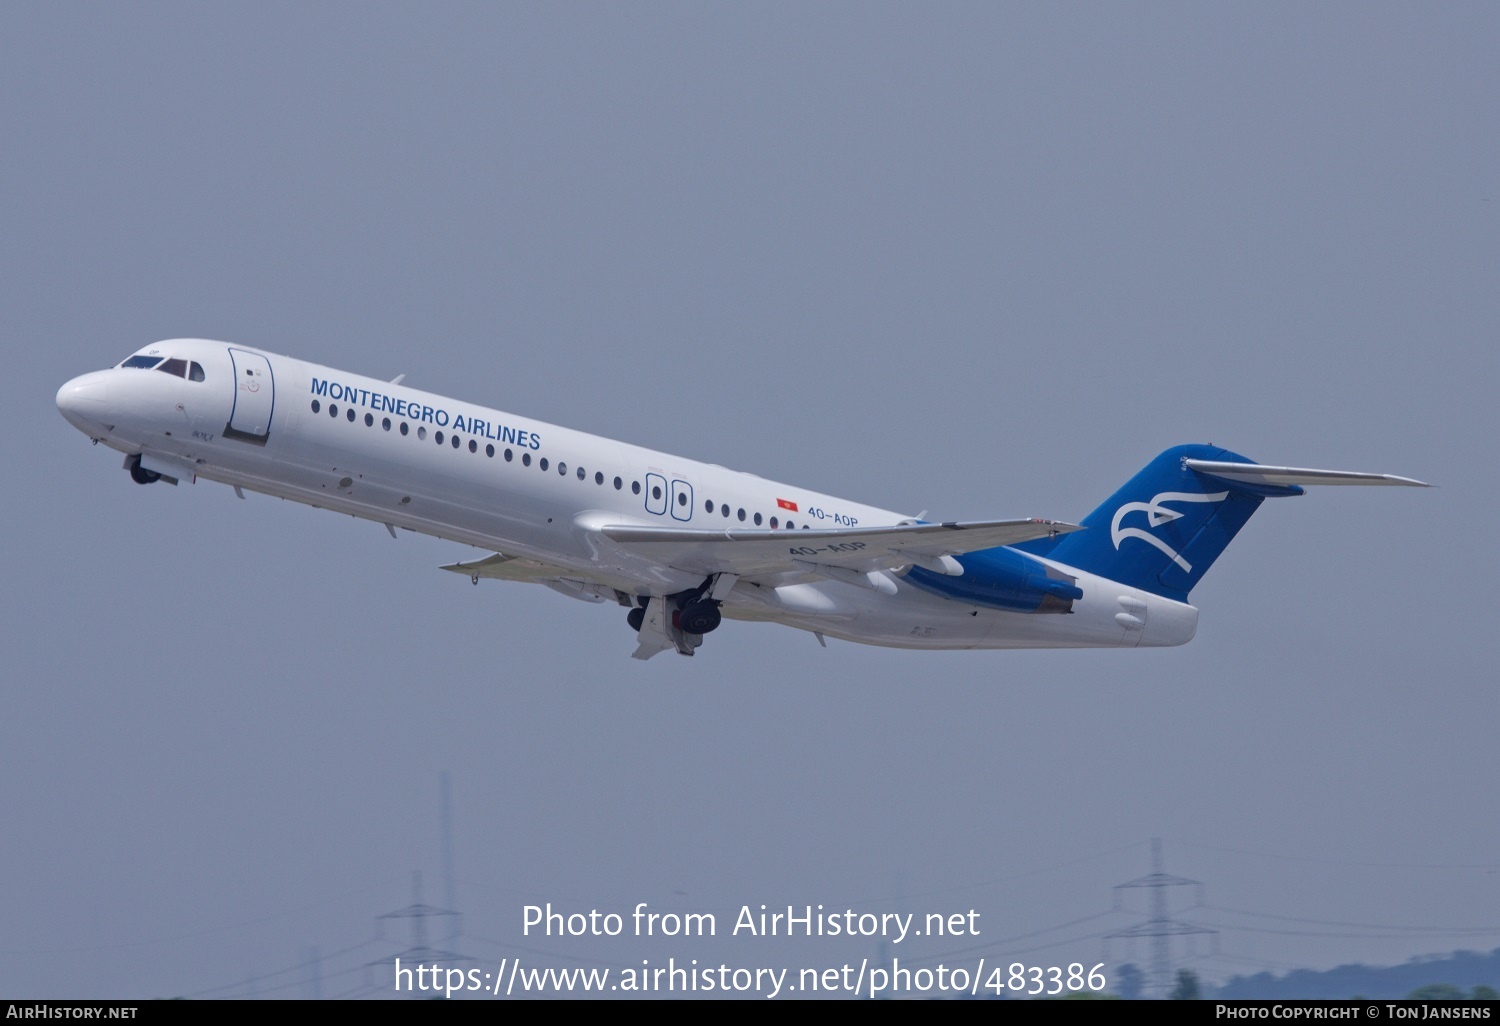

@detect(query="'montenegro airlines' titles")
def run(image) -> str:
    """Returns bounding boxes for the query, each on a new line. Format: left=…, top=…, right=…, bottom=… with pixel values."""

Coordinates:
left=57, top=339, right=1427, bottom=659
left=309, top=376, right=542, bottom=450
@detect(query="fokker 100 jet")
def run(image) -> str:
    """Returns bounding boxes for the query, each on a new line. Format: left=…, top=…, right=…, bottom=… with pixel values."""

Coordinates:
left=57, top=339, right=1427, bottom=659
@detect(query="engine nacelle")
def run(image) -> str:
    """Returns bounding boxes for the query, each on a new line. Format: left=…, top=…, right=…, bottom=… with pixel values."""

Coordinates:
left=902, top=547, right=1083, bottom=613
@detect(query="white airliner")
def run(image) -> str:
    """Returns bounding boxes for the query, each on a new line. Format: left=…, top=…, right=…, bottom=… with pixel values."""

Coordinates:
left=57, top=339, right=1428, bottom=659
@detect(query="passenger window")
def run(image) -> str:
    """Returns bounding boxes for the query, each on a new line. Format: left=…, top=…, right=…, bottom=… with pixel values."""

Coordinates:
left=578, top=467, right=586, bottom=481
left=452, top=435, right=461, bottom=449
left=770, top=517, right=778, bottom=529
left=721, top=504, right=729, bottom=517
left=418, top=426, right=427, bottom=440
left=737, top=508, right=746, bottom=521
left=156, top=358, right=187, bottom=377
left=435, top=431, right=445, bottom=444
left=540, top=458, right=549, bottom=471
left=677, top=492, right=687, bottom=506
left=189, top=362, right=206, bottom=382
left=631, top=481, right=640, bottom=495
left=522, top=453, right=531, bottom=466
left=505, top=449, right=513, bottom=462
left=485, top=443, right=493, bottom=457
left=311, top=400, right=321, bottom=414
left=595, top=471, right=604, bottom=485
left=558, top=462, right=567, bottom=475
left=614, top=476, right=622, bottom=490
left=329, top=404, right=338, bottom=417
left=364, top=413, right=373, bottom=427
left=753, top=512, right=762, bottom=525
left=400, top=422, right=409, bottom=435
left=383, top=417, right=392, bottom=431
left=652, top=484, right=662, bottom=500
left=705, top=499, right=714, bottom=513
left=346, top=408, right=355, bottom=422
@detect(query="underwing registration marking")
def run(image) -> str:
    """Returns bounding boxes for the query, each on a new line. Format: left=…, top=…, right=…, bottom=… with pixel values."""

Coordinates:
left=789, top=542, right=868, bottom=556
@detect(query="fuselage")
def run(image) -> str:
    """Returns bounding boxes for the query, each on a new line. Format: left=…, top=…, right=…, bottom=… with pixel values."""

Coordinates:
left=57, top=339, right=1199, bottom=653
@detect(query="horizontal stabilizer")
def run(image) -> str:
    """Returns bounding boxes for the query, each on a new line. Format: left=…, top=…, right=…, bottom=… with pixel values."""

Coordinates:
left=1184, top=460, right=1429, bottom=488
left=599, top=518, right=1081, bottom=580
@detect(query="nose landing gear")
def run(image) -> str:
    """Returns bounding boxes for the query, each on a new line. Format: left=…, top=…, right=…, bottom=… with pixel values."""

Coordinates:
left=126, top=454, right=160, bottom=485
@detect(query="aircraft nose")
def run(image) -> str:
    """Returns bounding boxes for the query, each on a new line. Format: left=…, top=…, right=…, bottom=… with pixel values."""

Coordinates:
left=56, top=373, right=110, bottom=430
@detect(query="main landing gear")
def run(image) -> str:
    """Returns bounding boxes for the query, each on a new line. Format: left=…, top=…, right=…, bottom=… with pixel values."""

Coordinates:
left=678, top=598, right=721, bottom=635
left=625, top=580, right=724, bottom=636
left=625, top=574, right=739, bottom=659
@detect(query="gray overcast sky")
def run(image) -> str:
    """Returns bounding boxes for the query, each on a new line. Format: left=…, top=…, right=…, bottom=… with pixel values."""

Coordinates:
left=3, top=1, right=1497, bottom=1000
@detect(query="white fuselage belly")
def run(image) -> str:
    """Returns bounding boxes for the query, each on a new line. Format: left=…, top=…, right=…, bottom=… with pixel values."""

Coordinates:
left=61, top=340, right=1198, bottom=652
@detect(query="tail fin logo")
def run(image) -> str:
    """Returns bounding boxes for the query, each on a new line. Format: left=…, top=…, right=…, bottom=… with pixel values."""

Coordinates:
left=1110, top=490, right=1228, bottom=573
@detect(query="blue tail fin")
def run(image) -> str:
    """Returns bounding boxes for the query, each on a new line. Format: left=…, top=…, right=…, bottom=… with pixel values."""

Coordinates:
left=1015, top=444, right=1299, bottom=601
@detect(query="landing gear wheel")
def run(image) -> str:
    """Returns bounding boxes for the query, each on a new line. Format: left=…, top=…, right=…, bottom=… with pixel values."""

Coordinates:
left=626, top=607, right=646, bottom=633
left=678, top=599, right=721, bottom=635
left=128, top=456, right=160, bottom=485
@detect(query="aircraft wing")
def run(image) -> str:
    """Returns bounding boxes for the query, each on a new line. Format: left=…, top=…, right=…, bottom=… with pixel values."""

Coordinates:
left=599, top=518, right=1081, bottom=580
left=440, top=552, right=576, bottom=582
left=439, top=553, right=624, bottom=604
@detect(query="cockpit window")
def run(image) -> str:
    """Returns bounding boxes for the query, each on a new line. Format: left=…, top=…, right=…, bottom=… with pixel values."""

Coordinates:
left=156, top=358, right=188, bottom=378
left=188, top=362, right=205, bottom=382
left=121, top=355, right=163, bottom=369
